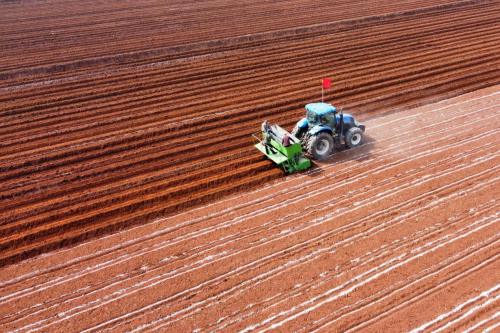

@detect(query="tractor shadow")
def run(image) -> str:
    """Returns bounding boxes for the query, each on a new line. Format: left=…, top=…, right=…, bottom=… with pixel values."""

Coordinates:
left=302, top=134, right=377, bottom=178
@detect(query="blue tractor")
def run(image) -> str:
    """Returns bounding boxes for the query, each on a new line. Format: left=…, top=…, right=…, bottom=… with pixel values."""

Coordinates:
left=291, top=102, right=366, bottom=160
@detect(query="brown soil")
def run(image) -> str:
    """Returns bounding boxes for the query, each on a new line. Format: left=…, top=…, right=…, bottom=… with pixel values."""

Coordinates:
left=2, top=0, right=500, bottom=266
left=1, top=84, right=499, bottom=332
left=1, top=0, right=500, bottom=331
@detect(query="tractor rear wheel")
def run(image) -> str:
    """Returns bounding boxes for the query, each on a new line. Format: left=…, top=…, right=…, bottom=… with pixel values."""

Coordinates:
left=307, top=132, right=333, bottom=160
left=345, top=127, right=364, bottom=148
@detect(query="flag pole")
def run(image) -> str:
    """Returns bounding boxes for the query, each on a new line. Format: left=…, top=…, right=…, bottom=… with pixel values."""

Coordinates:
left=322, top=86, right=324, bottom=102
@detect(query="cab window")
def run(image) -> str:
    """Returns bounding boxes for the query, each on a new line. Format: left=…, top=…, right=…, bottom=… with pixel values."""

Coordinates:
left=307, top=111, right=318, bottom=124
left=320, top=113, right=336, bottom=127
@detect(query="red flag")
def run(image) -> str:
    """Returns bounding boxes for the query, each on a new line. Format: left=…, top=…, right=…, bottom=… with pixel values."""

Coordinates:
left=322, top=78, right=332, bottom=88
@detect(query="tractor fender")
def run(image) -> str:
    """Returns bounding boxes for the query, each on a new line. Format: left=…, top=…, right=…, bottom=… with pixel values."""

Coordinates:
left=297, top=118, right=308, bottom=128
left=308, top=125, right=332, bottom=136
left=354, top=120, right=366, bottom=132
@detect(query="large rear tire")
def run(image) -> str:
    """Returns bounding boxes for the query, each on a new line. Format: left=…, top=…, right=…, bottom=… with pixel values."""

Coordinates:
left=307, top=132, right=333, bottom=160
left=345, top=127, right=364, bottom=148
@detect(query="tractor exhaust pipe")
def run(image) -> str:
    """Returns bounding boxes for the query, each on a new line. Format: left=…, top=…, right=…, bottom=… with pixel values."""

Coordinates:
left=339, top=107, right=344, bottom=143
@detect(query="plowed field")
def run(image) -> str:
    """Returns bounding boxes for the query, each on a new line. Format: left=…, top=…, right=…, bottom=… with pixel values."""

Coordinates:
left=2, top=84, right=500, bottom=332
left=1, top=0, right=500, bottom=331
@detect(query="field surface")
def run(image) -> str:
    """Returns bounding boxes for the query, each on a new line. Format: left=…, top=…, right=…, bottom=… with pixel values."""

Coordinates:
left=1, top=0, right=500, bottom=331
left=2, top=85, right=500, bottom=332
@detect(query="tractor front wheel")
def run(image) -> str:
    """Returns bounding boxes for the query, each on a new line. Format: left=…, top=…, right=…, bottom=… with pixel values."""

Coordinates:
left=307, top=132, right=333, bottom=160
left=345, top=127, right=364, bottom=148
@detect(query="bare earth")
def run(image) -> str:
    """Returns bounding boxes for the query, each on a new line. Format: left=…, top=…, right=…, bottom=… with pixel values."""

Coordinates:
left=1, top=0, right=500, bottom=332
left=2, top=85, right=500, bottom=331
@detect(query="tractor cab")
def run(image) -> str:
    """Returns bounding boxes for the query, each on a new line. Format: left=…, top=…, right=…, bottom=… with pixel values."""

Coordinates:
left=307, top=108, right=335, bottom=128
left=304, top=103, right=337, bottom=129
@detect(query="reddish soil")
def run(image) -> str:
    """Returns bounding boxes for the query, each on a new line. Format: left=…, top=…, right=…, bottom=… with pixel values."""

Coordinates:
left=1, top=0, right=500, bottom=331
left=2, top=0, right=500, bottom=266
left=1, top=84, right=499, bottom=332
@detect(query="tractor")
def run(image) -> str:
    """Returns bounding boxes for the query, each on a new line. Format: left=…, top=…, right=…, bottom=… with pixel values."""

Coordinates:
left=291, top=102, right=365, bottom=160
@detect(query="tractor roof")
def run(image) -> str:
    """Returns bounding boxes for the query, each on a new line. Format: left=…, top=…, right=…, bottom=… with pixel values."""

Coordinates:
left=305, top=103, right=337, bottom=115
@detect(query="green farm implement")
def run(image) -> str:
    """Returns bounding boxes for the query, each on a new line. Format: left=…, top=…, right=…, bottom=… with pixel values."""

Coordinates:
left=252, top=124, right=311, bottom=173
